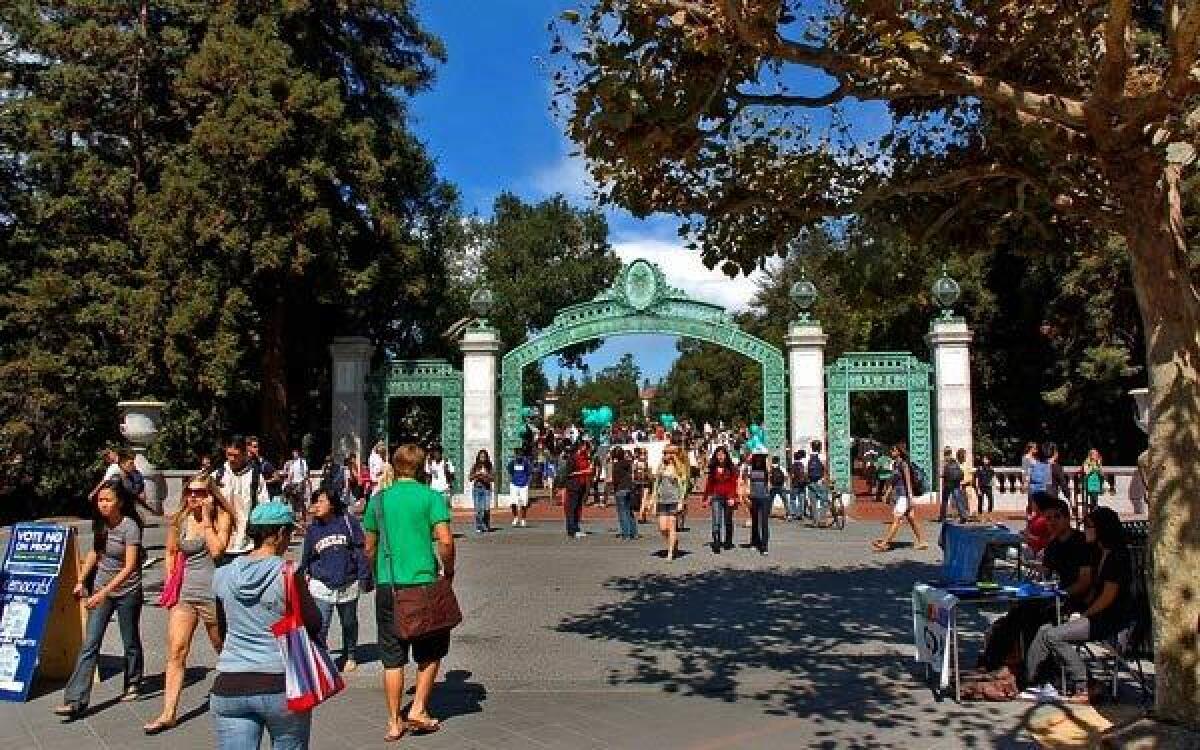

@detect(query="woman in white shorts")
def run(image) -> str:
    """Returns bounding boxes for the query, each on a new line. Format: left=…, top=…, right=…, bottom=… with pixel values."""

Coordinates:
left=872, top=444, right=929, bottom=553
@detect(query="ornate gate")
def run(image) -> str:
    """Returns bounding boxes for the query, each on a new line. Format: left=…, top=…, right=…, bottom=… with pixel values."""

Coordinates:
left=366, top=359, right=463, bottom=492
left=499, top=259, right=787, bottom=489
left=825, top=353, right=933, bottom=492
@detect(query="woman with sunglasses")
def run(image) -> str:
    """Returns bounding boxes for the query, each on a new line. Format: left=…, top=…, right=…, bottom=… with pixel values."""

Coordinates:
left=652, top=448, right=689, bottom=561
left=144, top=475, right=234, bottom=734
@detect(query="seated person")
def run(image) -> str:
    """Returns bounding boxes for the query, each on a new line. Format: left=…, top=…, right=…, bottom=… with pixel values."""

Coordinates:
left=980, top=498, right=1092, bottom=671
left=1021, top=492, right=1055, bottom=561
left=1024, top=507, right=1134, bottom=703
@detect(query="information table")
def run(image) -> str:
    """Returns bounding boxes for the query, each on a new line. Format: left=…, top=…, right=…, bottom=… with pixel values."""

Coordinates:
left=0, top=523, right=83, bottom=702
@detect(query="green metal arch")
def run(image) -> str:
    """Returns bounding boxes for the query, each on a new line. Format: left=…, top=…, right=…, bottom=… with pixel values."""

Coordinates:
left=500, top=262, right=787, bottom=489
left=366, top=359, right=463, bottom=493
left=824, top=352, right=933, bottom=493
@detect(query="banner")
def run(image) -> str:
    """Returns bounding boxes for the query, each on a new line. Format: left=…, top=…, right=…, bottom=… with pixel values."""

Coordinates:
left=0, top=523, right=79, bottom=702
left=912, top=583, right=957, bottom=690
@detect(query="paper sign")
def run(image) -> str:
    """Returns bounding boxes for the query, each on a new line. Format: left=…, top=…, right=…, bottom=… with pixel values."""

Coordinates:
left=912, top=583, right=957, bottom=690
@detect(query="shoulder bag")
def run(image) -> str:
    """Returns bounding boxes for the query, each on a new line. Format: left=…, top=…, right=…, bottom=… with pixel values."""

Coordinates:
left=374, top=493, right=462, bottom=640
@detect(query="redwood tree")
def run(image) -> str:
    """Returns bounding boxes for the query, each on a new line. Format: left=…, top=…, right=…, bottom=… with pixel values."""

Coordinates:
left=556, top=0, right=1199, bottom=723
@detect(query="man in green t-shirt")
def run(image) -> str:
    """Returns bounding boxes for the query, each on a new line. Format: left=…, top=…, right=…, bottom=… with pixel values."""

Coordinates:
left=363, top=444, right=455, bottom=742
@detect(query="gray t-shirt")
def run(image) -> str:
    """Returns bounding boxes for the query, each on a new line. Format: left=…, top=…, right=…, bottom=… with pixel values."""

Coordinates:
left=94, top=517, right=142, bottom=598
left=177, top=519, right=215, bottom=603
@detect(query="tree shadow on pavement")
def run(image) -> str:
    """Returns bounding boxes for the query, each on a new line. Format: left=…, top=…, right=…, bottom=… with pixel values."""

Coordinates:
left=556, top=562, right=1035, bottom=749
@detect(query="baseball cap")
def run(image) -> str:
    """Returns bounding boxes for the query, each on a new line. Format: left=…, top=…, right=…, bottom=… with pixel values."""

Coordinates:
left=248, top=501, right=295, bottom=527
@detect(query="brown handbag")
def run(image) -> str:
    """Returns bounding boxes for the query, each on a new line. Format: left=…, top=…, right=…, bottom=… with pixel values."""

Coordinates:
left=374, top=495, right=462, bottom=639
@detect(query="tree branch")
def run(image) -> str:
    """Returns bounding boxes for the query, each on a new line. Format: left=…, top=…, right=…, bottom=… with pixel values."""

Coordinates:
left=1095, top=0, right=1133, bottom=107
left=1166, top=0, right=1200, bottom=99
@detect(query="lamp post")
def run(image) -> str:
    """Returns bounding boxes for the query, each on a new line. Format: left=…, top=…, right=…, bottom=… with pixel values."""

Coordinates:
left=931, top=264, right=962, bottom=320
left=470, top=286, right=494, bottom=328
left=789, top=271, right=818, bottom=322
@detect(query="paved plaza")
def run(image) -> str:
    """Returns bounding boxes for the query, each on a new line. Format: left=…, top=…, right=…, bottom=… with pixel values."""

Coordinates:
left=2, top=512, right=1056, bottom=749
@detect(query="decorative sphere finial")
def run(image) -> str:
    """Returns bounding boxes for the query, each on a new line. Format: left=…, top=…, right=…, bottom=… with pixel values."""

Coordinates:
left=789, top=271, right=818, bottom=322
left=932, top=264, right=961, bottom=320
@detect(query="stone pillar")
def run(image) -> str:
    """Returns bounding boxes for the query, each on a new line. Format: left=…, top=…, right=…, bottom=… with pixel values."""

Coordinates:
left=785, top=321, right=828, bottom=453
left=461, top=326, right=501, bottom=507
left=329, top=336, right=374, bottom=461
left=927, top=319, right=974, bottom=465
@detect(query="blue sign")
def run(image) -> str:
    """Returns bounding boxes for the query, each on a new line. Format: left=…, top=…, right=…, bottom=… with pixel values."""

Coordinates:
left=0, top=523, right=71, bottom=702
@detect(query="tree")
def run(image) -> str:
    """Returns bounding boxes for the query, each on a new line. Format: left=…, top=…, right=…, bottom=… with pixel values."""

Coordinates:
left=1, top=2, right=457, bottom=504
left=656, top=340, right=761, bottom=427
left=558, top=1, right=1200, bottom=722
left=478, top=192, right=621, bottom=366
left=556, top=351, right=642, bottom=423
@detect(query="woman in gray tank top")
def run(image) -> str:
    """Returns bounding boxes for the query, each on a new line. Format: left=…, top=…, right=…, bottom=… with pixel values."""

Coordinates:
left=143, top=475, right=233, bottom=735
left=653, top=448, right=688, bottom=562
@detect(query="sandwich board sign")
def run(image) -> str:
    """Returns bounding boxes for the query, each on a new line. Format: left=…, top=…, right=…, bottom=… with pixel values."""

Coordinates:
left=0, top=523, right=84, bottom=701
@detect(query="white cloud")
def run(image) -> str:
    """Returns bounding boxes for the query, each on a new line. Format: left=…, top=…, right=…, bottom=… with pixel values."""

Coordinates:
left=530, top=152, right=595, bottom=201
left=611, top=237, right=769, bottom=312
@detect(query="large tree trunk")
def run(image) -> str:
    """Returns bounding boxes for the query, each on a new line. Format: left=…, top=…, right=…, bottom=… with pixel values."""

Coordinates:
left=259, top=292, right=289, bottom=459
left=1121, top=164, right=1200, bottom=729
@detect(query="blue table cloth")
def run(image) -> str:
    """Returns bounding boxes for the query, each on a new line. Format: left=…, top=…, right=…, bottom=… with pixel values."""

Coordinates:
left=939, top=523, right=1022, bottom=584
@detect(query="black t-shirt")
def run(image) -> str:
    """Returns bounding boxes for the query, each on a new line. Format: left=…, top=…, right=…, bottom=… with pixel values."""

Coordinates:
left=1042, top=530, right=1091, bottom=590
left=611, top=459, right=634, bottom=492
left=1088, top=546, right=1134, bottom=636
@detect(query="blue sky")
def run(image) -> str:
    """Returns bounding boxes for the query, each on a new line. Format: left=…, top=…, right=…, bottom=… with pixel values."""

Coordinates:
left=409, top=1, right=889, bottom=382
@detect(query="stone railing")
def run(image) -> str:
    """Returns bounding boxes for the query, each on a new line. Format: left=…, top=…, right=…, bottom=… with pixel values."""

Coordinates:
left=979, top=466, right=1146, bottom=516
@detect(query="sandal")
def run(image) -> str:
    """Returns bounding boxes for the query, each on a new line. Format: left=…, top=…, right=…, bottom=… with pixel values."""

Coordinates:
left=384, top=723, right=408, bottom=742
left=143, top=718, right=178, bottom=735
left=871, top=540, right=890, bottom=552
left=915, top=542, right=930, bottom=550
left=407, top=716, right=441, bottom=734
left=53, top=703, right=86, bottom=718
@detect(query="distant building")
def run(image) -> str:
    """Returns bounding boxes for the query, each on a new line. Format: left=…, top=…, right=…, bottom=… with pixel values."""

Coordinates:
left=639, top=385, right=658, bottom=418
left=542, top=391, right=559, bottom=420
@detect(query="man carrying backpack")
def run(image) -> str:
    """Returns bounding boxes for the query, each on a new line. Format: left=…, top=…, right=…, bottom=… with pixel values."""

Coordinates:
left=768, top=456, right=788, bottom=523
left=938, top=447, right=970, bottom=523
left=806, top=440, right=829, bottom=527
left=213, top=434, right=271, bottom=561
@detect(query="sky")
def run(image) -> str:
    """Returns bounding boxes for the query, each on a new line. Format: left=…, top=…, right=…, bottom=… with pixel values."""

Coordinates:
left=409, top=0, right=767, bottom=381
left=408, top=2, right=890, bottom=383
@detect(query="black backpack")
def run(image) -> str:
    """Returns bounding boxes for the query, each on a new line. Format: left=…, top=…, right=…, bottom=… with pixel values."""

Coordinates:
left=769, top=466, right=787, bottom=487
left=213, top=464, right=263, bottom=510
left=807, top=454, right=825, bottom=482
left=944, top=460, right=964, bottom=486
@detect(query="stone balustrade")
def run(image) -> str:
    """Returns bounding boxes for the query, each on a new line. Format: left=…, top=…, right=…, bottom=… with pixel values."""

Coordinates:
left=978, top=466, right=1146, bottom=516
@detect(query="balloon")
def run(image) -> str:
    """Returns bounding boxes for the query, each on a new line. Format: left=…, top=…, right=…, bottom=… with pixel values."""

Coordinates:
left=581, top=406, right=613, bottom=429
left=520, top=406, right=536, bottom=419
left=746, top=424, right=767, bottom=452
left=659, top=414, right=676, bottom=430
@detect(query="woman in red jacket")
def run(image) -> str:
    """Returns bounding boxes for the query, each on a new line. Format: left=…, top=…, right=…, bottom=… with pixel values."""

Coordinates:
left=704, top=446, right=739, bottom=554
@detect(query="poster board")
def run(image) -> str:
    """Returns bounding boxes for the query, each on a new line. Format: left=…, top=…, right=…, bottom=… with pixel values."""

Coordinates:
left=912, top=583, right=957, bottom=690
left=0, top=523, right=84, bottom=701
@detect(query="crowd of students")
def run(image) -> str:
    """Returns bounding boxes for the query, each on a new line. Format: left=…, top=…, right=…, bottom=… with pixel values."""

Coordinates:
left=54, top=437, right=459, bottom=748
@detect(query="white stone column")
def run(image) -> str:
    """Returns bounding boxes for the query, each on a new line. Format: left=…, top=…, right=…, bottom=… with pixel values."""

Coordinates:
left=927, top=319, right=974, bottom=464
left=785, top=322, right=828, bottom=453
left=329, top=336, right=374, bottom=461
left=461, top=326, right=500, bottom=508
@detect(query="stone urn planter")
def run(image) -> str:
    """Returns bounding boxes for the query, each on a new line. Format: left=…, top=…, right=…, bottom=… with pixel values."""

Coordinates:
left=117, top=400, right=165, bottom=514
left=1129, top=387, right=1150, bottom=434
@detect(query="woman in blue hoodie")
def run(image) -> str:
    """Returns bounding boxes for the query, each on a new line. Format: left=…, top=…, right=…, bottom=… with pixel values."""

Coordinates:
left=211, top=502, right=321, bottom=749
left=299, top=488, right=371, bottom=672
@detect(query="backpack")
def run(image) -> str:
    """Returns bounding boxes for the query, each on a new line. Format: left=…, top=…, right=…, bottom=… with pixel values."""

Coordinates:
left=320, top=464, right=346, bottom=496
left=769, top=466, right=787, bottom=488
left=1028, top=462, right=1052, bottom=494
left=748, top=468, right=769, bottom=498
left=807, top=454, right=825, bottom=483
left=789, top=460, right=808, bottom=486
left=908, top=461, right=928, bottom=495
left=944, top=460, right=964, bottom=486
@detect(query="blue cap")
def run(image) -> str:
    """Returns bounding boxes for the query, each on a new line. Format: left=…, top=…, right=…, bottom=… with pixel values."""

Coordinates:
left=248, top=501, right=295, bottom=527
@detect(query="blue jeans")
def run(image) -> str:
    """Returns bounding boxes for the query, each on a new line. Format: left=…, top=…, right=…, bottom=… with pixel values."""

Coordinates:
left=750, top=496, right=771, bottom=552
left=808, top=484, right=829, bottom=524
left=472, top=485, right=491, bottom=531
left=940, top=485, right=968, bottom=521
left=787, top=487, right=807, bottom=519
left=63, top=588, right=144, bottom=707
left=614, top=490, right=637, bottom=538
left=710, top=495, right=734, bottom=546
left=212, top=692, right=311, bottom=750
left=314, top=595, right=359, bottom=660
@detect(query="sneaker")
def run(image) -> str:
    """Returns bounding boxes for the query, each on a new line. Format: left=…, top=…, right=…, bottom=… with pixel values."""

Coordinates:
left=574, top=531, right=588, bottom=539
left=519, top=519, right=527, bottom=527
left=511, top=517, right=519, bottom=526
left=1018, top=684, right=1060, bottom=702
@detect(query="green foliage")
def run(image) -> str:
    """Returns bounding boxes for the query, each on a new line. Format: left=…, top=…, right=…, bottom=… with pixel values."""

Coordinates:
left=655, top=340, right=761, bottom=428
left=555, top=352, right=642, bottom=423
left=0, top=1, right=455, bottom=514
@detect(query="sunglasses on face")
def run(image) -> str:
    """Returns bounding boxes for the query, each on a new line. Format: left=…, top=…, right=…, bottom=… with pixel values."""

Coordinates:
left=185, top=488, right=209, bottom=498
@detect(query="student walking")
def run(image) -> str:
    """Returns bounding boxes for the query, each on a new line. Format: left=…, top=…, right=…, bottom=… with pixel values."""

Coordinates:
left=55, top=480, right=146, bottom=720
left=1082, top=449, right=1104, bottom=514
left=633, top=446, right=652, bottom=523
left=363, top=445, right=457, bottom=742
left=610, top=447, right=638, bottom=539
left=746, top=452, right=771, bottom=555
left=469, top=450, right=493, bottom=533
left=425, top=446, right=455, bottom=509
left=210, top=502, right=320, bottom=749
left=938, top=447, right=969, bottom=523
left=506, top=448, right=532, bottom=527
left=872, top=444, right=929, bottom=552
left=143, top=475, right=233, bottom=735
left=806, top=441, right=829, bottom=527
left=215, top=435, right=271, bottom=563
left=300, top=489, right=372, bottom=673
left=653, top=448, right=688, bottom=561
left=705, top=446, right=738, bottom=553
left=768, top=457, right=788, bottom=524
left=975, top=454, right=996, bottom=516
left=565, top=442, right=593, bottom=538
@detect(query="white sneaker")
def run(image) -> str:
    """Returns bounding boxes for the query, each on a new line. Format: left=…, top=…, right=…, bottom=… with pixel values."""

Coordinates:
left=511, top=517, right=519, bottom=526
left=1018, top=684, right=1060, bottom=702
left=519, top=519, right=527, bottom=527
left=574, top=531, right=588, bottom=538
